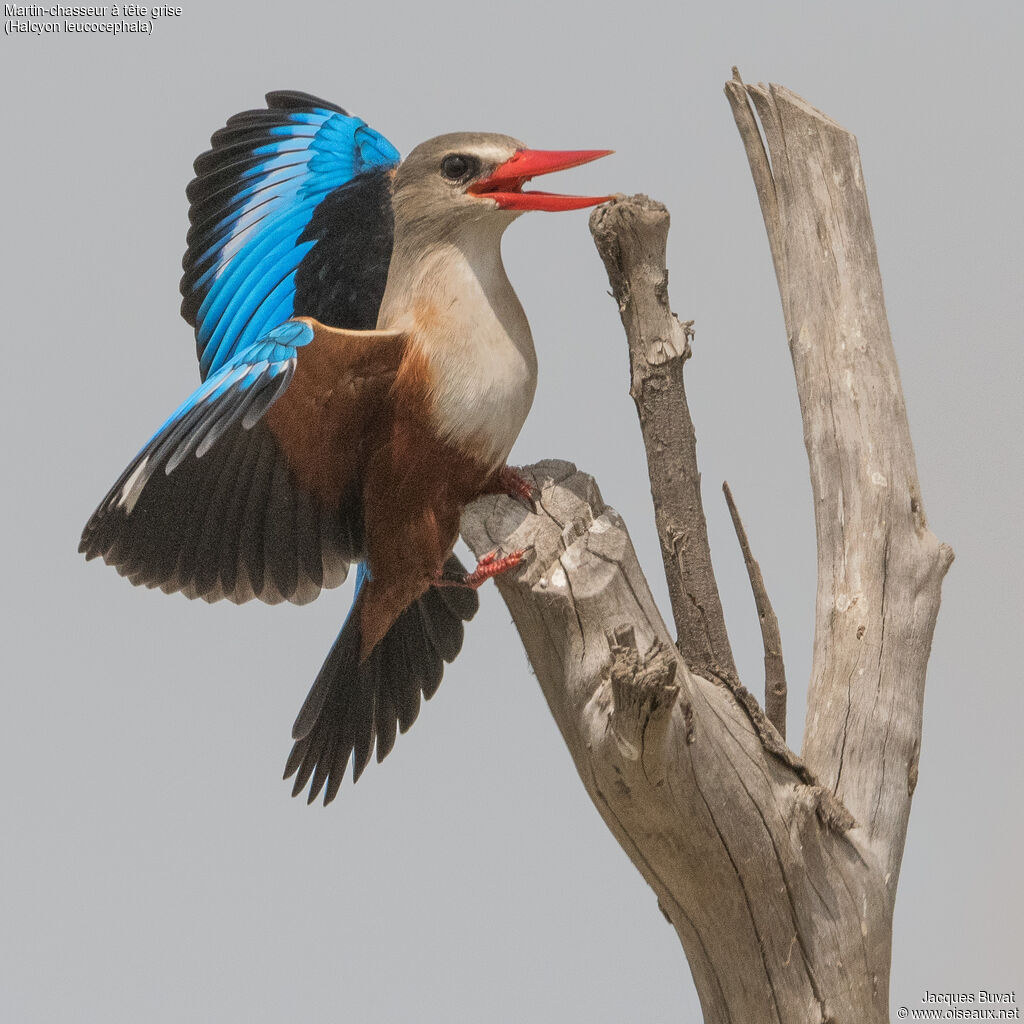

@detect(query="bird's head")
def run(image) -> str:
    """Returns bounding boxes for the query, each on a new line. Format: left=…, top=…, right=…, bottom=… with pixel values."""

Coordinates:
left=391, top=132, right=612, bottom=241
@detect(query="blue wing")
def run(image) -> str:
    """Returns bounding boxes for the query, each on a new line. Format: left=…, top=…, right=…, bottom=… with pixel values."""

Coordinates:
left=111, top=320, right=311, bottom=506
left=79, top=321, right=366, bottom=605
left=180, top=91, right=399, bottom=381
left=84, top=95, right=400, bottom=604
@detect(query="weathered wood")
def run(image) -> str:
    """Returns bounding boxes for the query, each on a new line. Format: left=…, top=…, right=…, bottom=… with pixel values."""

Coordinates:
left=725, top=71, right=954, bottom=893
left=723, top=480, right=789, bottom=738
left=463, top=462, right=886, bottom=1024
left=459, top=76, right=952, bottom=1024
left=589, top=198, right=737, bottom=684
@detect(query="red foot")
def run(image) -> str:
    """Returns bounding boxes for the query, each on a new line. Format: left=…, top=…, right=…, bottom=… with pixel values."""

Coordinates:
left=436, top=549, right=527, bottom=590
left=497, top=466, right=537, bottom=513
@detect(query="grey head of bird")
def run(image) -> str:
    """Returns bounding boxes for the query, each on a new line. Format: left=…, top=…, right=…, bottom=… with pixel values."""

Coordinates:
left=389, top=132, right=613, bottom=249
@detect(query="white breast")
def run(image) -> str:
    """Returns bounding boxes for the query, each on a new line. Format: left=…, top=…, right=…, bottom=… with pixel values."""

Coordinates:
left=382, top=234, right=538, bottom=471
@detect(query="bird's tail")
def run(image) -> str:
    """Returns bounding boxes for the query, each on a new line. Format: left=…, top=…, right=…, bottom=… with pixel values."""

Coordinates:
left=283, top=556, right=478, bottom=805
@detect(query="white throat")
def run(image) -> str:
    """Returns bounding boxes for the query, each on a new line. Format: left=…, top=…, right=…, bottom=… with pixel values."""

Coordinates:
left=378, top=218, right=538, bottom=470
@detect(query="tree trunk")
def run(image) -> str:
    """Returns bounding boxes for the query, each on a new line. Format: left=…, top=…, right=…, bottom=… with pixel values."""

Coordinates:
left=461, top=74, right=952, bottom=1024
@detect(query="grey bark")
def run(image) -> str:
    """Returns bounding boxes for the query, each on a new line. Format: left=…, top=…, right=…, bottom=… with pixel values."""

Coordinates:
left=461, top=76, right=952, bottom=1024
left=724, top=70, right=953, bottom=890
left=589, top=198, right=737, bottom=685
left=723, top=480, right=789, bottom=739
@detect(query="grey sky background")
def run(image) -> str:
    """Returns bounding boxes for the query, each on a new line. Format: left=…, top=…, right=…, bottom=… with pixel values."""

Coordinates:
left=2, top=1, right=1021, bottom=1020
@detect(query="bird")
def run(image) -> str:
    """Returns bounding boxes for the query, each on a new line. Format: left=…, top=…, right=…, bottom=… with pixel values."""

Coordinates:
left=79, top=91, right=612, bottom=805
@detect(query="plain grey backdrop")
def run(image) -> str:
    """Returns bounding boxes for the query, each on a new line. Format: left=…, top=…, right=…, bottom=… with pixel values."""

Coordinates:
left=3, top=0, right=1021, bottom=1020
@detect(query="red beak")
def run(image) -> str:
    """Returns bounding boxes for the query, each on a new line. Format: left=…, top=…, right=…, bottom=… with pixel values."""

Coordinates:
left=469, top=148, right=614, bottom=211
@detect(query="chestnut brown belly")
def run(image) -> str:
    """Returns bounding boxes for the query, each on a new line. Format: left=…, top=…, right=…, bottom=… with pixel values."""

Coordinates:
left=357, top=400, right=494, bottom=658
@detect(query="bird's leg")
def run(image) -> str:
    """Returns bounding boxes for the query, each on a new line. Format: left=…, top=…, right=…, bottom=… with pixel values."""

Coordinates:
left=435, top=548, right=527, bottom=590
left=481, top=465, right=537, bottom=513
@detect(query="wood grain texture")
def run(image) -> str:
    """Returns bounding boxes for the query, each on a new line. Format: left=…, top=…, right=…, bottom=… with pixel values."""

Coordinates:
left=463, top=463, right=886, bottom=1024
left=590, top=198, right=737, bottom=684
left=725, top=72, right=954, bottom=893
left=723, top=480, right=789, bottom=738
left=459, top=76, right=952, bottom=1024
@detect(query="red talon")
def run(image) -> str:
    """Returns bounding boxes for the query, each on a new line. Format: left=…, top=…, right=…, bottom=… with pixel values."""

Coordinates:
left=464, top=548, right=526, bottom=588
left=435, top=548, right=527, bottom=590
left=498, top=466, right=537, bottom=512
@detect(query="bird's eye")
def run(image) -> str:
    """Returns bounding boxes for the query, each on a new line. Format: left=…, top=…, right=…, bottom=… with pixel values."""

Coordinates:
left=440, top=154, right=476, bottom=181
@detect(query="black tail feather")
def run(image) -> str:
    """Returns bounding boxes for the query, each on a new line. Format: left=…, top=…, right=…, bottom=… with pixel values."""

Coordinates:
left=283, top=555, right=479, bottom=805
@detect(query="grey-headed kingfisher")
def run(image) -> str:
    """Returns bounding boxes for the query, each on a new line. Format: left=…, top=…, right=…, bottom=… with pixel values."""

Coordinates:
left=80, top=91, right=612, bottom=805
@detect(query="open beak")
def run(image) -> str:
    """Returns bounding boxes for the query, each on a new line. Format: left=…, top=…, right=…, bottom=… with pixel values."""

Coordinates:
left=469, top=148, right=613, bottom=211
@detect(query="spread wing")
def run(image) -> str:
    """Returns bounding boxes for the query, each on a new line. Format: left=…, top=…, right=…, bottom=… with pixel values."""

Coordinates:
left=180, top=90, right=399, bottom=381
left=83, top=93, right=403, bottom=604
left=80, top=319, right=406, bottom=605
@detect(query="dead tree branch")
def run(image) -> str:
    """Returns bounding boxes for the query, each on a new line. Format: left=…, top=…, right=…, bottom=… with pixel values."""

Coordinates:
left=460, top=75, right=952, bottom=1024
left=590, top=198, right=737, bottom=684
left=725, top=70, right=954, bottom=893
left=723, top=481, right=788, bottom=738
left=463, top=461, right=869, bottom=1024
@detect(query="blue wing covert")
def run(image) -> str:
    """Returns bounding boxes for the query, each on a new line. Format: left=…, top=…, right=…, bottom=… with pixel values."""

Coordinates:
left=180, top=90, right=399, bottom=380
